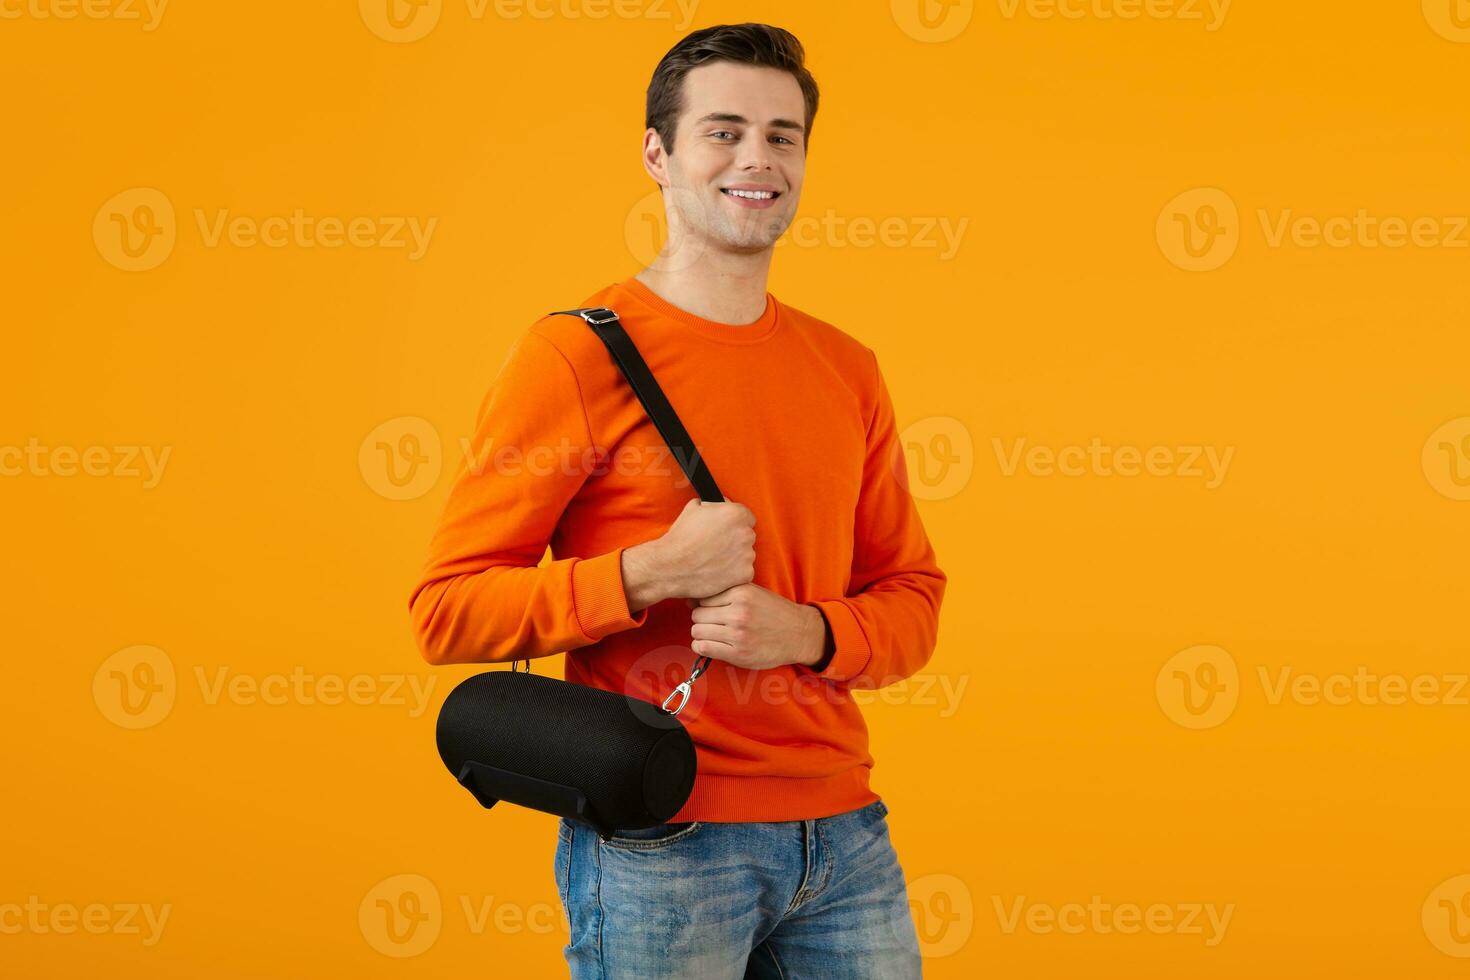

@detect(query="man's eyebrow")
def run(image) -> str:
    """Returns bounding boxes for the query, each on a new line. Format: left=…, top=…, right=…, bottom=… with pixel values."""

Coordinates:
left=693, top=112, right=805, bottom=133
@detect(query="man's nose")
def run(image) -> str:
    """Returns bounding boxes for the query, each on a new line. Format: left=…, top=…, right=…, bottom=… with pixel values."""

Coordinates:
left=736, top=140, right=774, bottom=172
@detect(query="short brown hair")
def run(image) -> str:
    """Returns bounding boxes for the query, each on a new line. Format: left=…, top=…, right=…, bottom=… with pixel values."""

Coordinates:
left=645, top=23, right=820, bottom=155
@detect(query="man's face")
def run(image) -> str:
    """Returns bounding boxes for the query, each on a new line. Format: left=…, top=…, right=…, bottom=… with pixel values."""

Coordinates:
left=654, top=60, right=807, bottom=256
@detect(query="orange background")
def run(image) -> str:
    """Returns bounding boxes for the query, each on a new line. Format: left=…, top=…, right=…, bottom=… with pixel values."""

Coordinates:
left=3, top=0, right=1469, bottom=976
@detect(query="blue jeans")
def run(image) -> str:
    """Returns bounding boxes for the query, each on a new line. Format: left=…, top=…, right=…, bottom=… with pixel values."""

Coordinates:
left=553, top=799, right=922, bottom=978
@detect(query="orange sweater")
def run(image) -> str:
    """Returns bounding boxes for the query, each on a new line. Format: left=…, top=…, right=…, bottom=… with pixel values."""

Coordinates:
left=409, top=276, right=946, bottom=822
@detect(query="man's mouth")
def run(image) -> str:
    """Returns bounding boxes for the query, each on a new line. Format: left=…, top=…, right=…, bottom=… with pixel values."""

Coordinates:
left=720, top=186, right=783, bottom=210
left=721, top=188, right=781, bottom=201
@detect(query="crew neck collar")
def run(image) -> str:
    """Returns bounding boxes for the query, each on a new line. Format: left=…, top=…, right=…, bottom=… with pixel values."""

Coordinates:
left=617, top=275, right=782, bottom=345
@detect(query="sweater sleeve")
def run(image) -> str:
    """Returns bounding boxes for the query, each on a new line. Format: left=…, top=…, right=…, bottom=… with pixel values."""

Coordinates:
left=801, top=349, right=947, bottom=689
left=408, top=328, right=649, bottom=666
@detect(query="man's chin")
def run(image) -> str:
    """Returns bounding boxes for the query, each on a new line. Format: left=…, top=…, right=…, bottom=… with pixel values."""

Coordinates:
left=716, top=220, right=790, bottom=252
left=712, top=236, right=782, bottom=256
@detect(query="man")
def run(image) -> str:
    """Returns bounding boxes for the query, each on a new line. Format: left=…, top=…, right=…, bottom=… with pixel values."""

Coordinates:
left=410, top=22, right=946, bottom=979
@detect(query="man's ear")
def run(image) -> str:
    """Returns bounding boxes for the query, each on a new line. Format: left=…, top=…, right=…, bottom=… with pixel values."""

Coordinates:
left=641, top=127, right=670, bottom=187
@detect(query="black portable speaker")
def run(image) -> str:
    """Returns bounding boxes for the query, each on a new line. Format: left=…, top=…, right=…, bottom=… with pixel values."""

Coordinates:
left=434, top=306, right=718, bottom=841
left=436, top=670, right=697, bottom=837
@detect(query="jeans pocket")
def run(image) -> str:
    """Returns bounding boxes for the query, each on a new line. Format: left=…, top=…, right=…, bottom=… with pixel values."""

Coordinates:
left=599, top=821, right=703, bottom=851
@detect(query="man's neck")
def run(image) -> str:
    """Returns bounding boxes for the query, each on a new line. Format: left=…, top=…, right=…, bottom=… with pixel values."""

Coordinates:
left=634, top=254, right=773, bottom=326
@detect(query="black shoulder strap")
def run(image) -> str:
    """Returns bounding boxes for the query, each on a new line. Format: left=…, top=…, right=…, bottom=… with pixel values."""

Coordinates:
left=548, top=307, right=723, bottom=504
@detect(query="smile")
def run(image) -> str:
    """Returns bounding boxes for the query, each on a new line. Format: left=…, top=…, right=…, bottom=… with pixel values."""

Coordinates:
left=721, top=188, right=781, bottom=200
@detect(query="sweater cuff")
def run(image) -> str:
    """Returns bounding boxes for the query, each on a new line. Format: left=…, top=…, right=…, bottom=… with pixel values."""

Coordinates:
left=570, top=548, right=649, bottom=642
left=805, top=599, right=872, bottom=683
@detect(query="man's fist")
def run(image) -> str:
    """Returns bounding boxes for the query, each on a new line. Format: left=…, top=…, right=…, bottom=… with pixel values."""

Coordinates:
left=621, top=497, right=756, bottom=610
left=658, top=497, right=757, bottom=598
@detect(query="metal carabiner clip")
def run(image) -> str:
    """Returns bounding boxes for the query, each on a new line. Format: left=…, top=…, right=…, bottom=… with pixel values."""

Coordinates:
left=661, top=680, right=694, bottom=716
left=659, top=655, right=711, bottom=717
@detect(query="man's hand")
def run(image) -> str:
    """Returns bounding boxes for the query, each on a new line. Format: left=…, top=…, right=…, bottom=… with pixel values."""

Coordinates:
left=687, top=583, right=827, bottom=671
left=622, top=497, right=756, bottom=611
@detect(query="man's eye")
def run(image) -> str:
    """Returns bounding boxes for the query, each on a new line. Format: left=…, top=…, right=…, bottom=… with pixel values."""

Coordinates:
left=711, top=131, right=736, bottom=140
left=772, top=136, right=794, bottom=145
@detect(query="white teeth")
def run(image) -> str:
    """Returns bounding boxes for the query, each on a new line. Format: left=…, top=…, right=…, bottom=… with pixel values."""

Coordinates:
left=725, top=189, right=775, bottom=200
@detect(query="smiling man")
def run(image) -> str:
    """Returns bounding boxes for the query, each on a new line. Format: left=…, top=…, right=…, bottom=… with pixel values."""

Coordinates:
left=410, top=22, right=945, bottom=979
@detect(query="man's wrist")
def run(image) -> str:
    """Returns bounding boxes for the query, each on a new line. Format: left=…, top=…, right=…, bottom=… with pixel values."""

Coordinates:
left=620, top=540, right=672, bottom=612
left=799, top=604, right=836, bottom=671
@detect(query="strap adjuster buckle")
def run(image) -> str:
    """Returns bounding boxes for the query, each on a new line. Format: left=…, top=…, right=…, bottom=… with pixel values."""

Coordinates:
left=581, top=308, right=619, bottom=326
